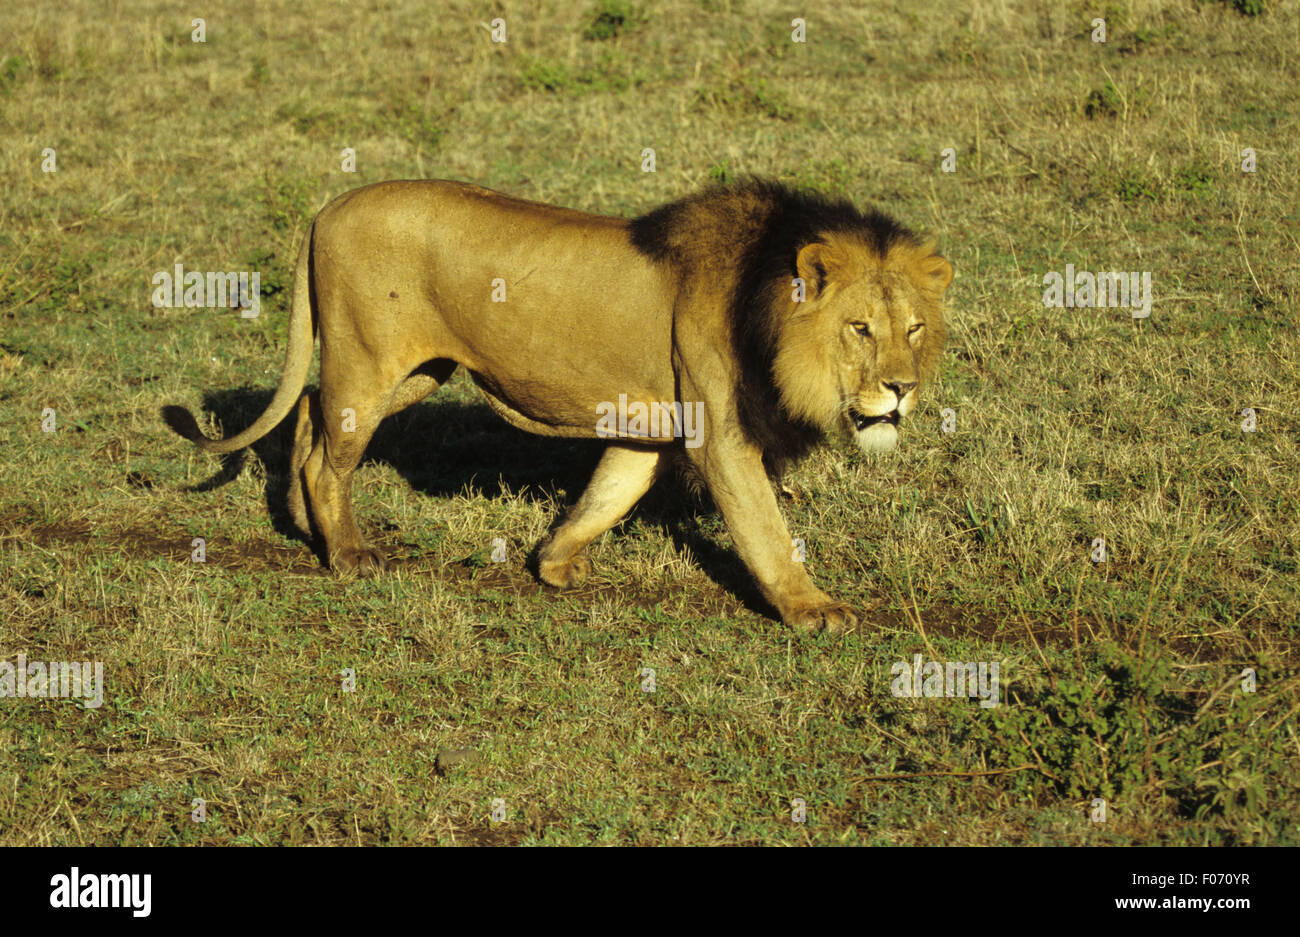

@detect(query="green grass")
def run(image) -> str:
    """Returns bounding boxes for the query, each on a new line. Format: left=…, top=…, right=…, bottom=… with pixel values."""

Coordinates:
left=0, top=0, right=1297, bottom=845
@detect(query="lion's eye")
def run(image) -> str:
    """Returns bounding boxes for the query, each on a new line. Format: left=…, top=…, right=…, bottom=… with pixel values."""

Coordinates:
left=907, top=323, right=923, bottom=336
left=851, top=322, right=871, bottom=337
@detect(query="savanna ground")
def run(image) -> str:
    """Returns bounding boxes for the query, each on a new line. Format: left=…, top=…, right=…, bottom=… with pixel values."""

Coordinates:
left=0, top=0, right=1297, bottom=846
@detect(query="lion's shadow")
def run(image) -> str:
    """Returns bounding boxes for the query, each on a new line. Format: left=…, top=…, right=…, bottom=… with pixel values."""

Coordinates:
left=180, top=386, right=778, bottom=619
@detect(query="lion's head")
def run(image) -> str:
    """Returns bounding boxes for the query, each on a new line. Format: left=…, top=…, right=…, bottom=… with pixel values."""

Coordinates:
left=772, top=233, right=952, bottom=453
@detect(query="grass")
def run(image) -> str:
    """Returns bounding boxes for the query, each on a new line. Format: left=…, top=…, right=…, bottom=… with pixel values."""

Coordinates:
left=0, top=0, right=1297, bottom=845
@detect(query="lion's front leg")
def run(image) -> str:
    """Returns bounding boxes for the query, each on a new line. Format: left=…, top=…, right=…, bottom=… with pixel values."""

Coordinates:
left=536, top=443, right=665, bottom=588
left=691, top=438, right=860, bottom=634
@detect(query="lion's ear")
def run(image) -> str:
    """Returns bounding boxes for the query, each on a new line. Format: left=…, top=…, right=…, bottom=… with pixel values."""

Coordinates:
left=911, top=246, right=953, bottom=295
left=796, top=242, right=836, bottom=298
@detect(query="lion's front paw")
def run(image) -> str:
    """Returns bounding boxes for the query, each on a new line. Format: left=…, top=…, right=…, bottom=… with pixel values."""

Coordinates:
left=331, top=545, right=387, bottom=577
left=784, top=601, right=860, bottom=635
left=538, top=552, right=591, bottom=589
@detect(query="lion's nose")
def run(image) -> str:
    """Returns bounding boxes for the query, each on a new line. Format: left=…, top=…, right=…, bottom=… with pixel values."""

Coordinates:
left=885, top=380, right=917, bottom=400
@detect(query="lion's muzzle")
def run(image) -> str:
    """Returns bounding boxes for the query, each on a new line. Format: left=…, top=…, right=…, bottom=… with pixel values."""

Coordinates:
left=849, top=406, right=902, bottom=453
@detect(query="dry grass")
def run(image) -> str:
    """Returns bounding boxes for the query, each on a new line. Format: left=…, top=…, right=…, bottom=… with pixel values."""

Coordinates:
left=0, top=0, right=1296, bottom=845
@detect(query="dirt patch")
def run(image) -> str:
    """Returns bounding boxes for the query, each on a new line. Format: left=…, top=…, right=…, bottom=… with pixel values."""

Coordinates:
left=434, top=555, right=748, bottom=622
left=0, top=511, right=741, bottom=621
left=4, top=512, right=1288, bottom=660
left=869, top=601, right=1068, bottom=645
left=3, top=514, right=324, bottom=574
left=868, top=596, right=1295, bottom=663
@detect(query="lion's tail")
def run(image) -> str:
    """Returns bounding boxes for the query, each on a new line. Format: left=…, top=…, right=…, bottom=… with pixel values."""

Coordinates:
left=162, top=221, right=317, bottom=453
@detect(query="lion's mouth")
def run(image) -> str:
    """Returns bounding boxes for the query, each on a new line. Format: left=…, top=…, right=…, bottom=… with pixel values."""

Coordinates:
left=849, top=408, right=900, bottom=431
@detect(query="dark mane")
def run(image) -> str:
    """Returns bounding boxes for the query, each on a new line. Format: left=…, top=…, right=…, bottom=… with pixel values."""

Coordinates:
left=629, top=178, right=922, bottom=473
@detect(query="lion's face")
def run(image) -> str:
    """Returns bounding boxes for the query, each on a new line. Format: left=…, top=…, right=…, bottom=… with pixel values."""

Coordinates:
left=771, top=233, right=952, bottom=453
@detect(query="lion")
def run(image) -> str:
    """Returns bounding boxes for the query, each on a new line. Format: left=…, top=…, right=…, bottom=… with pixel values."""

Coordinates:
left=164, top=178, right=952, bottom=632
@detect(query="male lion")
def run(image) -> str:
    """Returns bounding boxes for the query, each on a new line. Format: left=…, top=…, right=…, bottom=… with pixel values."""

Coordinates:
left=165, top=179, right=951, bottom=632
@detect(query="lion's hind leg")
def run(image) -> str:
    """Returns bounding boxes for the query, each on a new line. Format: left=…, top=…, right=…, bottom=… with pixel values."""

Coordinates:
left=287, top=392, right=322, bottom=539
left=537, top=443, right=666, bottom=588
left=300, top=359, right=455, bottom=575
left=292, top=360, right=456, bottom=564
